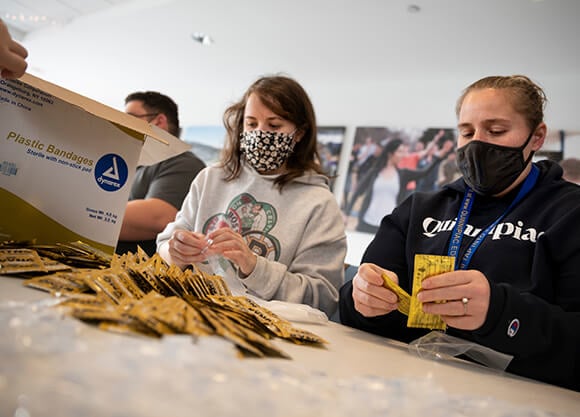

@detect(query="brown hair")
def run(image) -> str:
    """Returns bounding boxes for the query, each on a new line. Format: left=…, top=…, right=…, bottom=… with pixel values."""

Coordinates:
left=220, top=75, right=324, bottom=190
left=455, top=75, right=547, bottom=131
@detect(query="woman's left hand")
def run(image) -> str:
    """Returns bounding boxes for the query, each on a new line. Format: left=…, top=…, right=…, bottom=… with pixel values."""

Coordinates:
left=205, top=227, right=257, bottom=277
left=417, top=269, right=490, bottom=330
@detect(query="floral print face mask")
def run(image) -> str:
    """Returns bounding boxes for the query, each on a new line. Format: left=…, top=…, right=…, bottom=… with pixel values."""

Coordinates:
left=240, top=130, right=296, bottom=172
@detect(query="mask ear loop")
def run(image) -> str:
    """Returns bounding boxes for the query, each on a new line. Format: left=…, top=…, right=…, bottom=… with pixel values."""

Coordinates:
left=288, top=128, right=301, bottom=152
left=520, top=129, right=537, bottom=167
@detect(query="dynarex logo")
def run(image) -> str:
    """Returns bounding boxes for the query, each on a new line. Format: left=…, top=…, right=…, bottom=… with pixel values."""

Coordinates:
left=94, top=153, right=129, bottom=192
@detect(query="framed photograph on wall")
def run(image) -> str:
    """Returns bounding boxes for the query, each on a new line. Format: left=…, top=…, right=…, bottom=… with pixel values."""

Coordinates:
left=317, top=126, right=346, bottom=191
left=342, top=126, right=457, bottom=234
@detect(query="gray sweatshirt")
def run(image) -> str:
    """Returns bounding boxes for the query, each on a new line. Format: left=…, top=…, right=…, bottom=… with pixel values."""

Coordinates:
left=157, top=163, right=347, bottom=317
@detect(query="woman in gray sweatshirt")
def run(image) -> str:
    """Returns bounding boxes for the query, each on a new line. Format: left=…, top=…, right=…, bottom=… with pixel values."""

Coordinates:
left=157, top=75, right=347, bottom=317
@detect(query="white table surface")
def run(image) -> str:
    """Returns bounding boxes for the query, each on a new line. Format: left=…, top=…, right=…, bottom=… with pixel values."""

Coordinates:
left=1, top=276, right=578, bottom=416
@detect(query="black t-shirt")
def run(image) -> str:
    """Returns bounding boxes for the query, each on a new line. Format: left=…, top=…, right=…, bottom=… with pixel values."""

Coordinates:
left=115, top=151, right=205, bottom=256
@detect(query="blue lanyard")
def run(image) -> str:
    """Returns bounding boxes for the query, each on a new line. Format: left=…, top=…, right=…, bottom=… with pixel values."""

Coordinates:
left=447, top=164, right=539, bottom=270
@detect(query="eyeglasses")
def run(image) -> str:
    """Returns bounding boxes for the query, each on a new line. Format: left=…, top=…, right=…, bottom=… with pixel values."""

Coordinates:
left=127, top=112, right=159, bottom=121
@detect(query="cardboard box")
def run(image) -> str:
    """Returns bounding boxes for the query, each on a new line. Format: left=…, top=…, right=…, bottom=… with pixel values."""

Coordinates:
left=0, top=74, right=190, bottom=254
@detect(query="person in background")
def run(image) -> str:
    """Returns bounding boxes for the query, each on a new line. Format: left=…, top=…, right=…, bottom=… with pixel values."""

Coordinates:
left=0, top=19, right=28, bottom=79
left=157, top=75, right=347, bottom=317
left=339, top=75, right=580, bottom=391
left=397, top=130, right=443, bottom=195
left=559, top=157, right=580, bottom=185
left=356, top=136, right=379, bottom=179
left=116, top=91, right=205, bottom=256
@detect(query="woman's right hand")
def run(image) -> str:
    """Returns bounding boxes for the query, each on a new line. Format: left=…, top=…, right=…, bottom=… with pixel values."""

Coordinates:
left=165, top=229, right=209, bottom=268
left=352, top=263, right=400, bottom=317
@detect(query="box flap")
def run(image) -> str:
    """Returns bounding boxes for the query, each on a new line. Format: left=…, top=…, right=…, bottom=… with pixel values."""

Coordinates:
left=139, top=125, right=192, bottom=166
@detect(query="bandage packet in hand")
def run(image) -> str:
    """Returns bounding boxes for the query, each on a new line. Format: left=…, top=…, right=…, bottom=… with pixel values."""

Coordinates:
left=381, top=273, right=411, bottom=315
left=407, top=254, right=455, bottom=331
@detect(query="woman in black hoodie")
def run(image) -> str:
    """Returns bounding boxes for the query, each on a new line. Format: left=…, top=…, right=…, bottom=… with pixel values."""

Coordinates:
left=339, top=75, right=580, bottom=392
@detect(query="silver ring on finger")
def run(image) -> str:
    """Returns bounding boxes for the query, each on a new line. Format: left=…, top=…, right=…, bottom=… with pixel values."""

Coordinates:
left=461, top=297, right=469, bottom=315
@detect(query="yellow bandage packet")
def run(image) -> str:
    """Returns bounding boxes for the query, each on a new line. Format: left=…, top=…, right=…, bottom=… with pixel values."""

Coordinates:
left=407, top=254, right=455, bottom=330
left=381, top=273, right=411, bottom=316
left=0, top=248, right=47, bottom=274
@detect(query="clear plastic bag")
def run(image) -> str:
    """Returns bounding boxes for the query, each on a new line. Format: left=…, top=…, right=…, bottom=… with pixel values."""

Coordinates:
left=408, top=331, right=513, bottom=371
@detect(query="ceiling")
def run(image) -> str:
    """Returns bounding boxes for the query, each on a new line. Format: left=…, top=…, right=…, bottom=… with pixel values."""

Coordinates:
left=2, top=0, right=580, bottom=129
left=2, top=0, right=131, bottom=37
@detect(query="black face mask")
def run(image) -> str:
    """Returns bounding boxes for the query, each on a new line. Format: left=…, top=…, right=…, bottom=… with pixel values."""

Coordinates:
left=457, top=132, right=534, bottom=196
